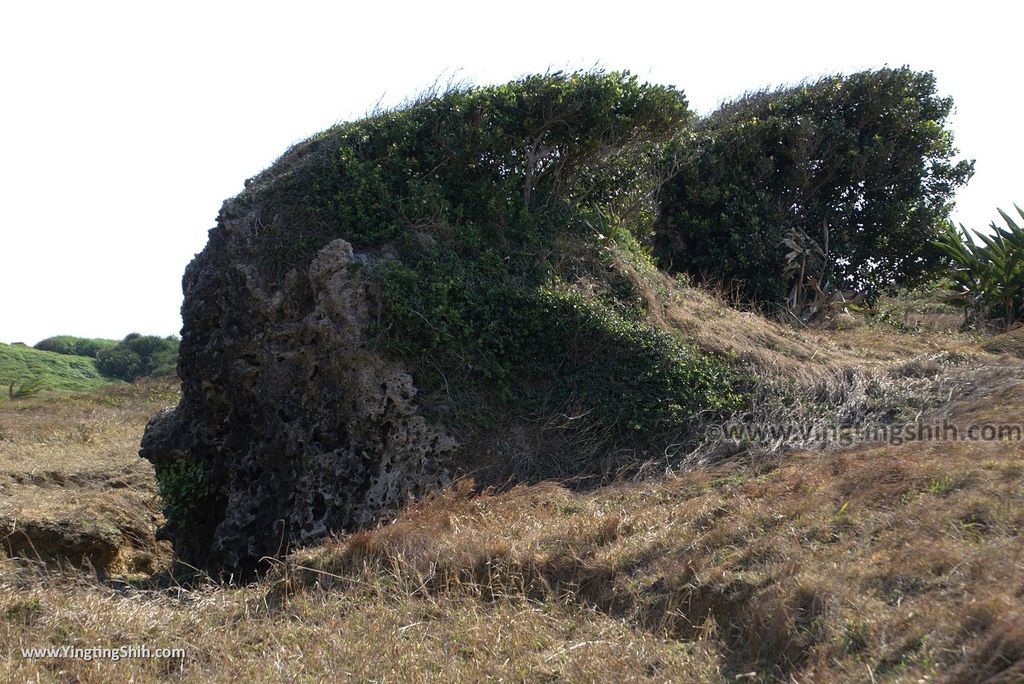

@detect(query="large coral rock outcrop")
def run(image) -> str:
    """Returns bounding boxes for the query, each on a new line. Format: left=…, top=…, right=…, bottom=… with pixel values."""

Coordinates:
left=140, top=200, right=456, bottom=572
left=139, top=72, right=737, bottom=574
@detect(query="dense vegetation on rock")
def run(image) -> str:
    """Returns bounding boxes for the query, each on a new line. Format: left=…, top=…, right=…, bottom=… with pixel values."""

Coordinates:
left=142, top=68, right=977, bottom=573
left=246, top=71, right=744, bottom=446
left=654, top=67, right=973, bottom=306
left=143, top=72, right=753, bottom=572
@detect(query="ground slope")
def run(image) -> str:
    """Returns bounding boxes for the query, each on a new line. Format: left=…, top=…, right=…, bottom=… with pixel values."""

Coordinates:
left=0, top=343, right=114, bottom=394
left=1, top=328, right=1022, bottom=682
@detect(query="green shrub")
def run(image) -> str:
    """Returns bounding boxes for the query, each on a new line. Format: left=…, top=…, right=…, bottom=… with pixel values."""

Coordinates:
left=6, top=377, right=44, bottom=400
left=655, top=67, right=974, bottom=306
left=95, top=347, right=144, bottom=381
left=933, top=205, right=1024, bottom=328
left=247, top=71, right=690, bottom=272
left=95, top=334, right=179, bottom=381
left=35, top=334, right=179, bottom=380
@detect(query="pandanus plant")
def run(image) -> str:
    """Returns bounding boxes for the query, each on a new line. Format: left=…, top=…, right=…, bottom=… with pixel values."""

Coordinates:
left=782, top=222, right=863, bottom=322
left=933, top=205, right=1024, bottom=329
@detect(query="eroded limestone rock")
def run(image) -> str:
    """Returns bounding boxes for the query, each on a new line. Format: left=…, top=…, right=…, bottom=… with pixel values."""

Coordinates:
left=140, top=200, right=456, bottom=572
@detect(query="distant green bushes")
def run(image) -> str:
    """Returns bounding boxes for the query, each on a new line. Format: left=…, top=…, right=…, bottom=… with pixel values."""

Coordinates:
left=34, top=335, right=117, bottom=358
left=96, top=334, right=179, bottom=381
left=34, top=334, right=179, bottom=382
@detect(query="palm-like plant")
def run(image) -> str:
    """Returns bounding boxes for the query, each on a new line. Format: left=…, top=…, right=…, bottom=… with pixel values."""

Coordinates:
left=782, top=222, right=863, bottom=322
left=5, top=378, right=44, bottom=400
left=933, top=205, right=1024, bottom=329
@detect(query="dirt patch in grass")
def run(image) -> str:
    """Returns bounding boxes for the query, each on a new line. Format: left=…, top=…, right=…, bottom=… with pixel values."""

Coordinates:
left=0, top=380, right=176, bottom=575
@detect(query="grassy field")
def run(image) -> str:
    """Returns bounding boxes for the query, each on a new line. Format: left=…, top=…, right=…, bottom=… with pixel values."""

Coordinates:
left=0, top=380, right=176, bottom=576
left=1, top=323, right=1023, bottom=682
left=0, top=343, right=115, bottom=394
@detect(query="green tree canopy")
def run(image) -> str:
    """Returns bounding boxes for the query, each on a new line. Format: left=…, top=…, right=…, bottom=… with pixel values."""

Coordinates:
left=654, top=67, right=974, bottom=305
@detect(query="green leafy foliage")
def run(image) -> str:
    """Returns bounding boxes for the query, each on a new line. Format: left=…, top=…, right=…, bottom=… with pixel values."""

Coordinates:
left=933, top=205, right=1024, bottom=328
left=655, top=67, right=974, bottom=305
left=154, top=458, right=208, bottom=531
left=373, top=253, right=744, bottom=440
left=95, top=333, right=180, bottom=381
left=241, top=71, right=744, bottom=461
left=95, top=347, right=144, bottom=381
left=34, top=334, right=179, bottom=381
left=7, top=377, right=44, bottom=400
left=247, top=71, right=690, bottom=271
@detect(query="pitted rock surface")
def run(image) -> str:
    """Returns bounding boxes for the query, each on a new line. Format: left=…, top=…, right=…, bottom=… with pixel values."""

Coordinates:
left=140, top=199, right=456, bottom=572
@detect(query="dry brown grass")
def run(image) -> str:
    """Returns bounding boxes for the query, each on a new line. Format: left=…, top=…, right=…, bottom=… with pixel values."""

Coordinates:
left=984, top=326, right=1024, bottom=360
left=279, top=408, right=1024, bottom=682
left=1, top=520, right=722, bottom=682
left=1, top=304, right=1023, bottom=680
left=618, top=259, right=984, bottom=394
left=0, top=380, right=178, bottom=575
left=3, top=398, right=1022, bottom=681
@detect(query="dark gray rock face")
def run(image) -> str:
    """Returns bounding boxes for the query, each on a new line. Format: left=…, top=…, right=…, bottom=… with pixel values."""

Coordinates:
left=140, top=199, right=456, bottom=573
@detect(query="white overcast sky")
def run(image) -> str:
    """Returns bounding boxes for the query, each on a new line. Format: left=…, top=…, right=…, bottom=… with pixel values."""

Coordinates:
left=1, top=1, right=1020, bottom=344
